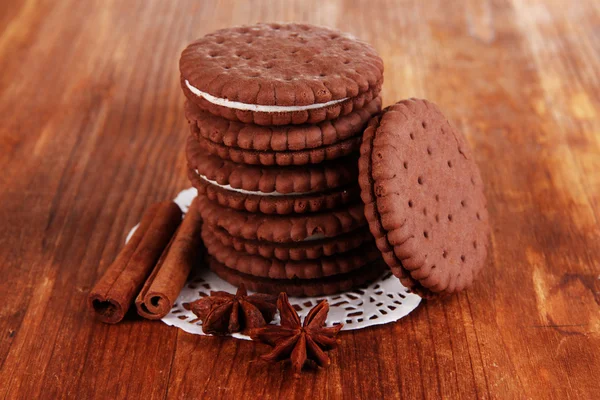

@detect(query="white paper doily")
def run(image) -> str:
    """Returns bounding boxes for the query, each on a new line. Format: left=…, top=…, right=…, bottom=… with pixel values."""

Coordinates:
left=130, top=188, right=421, bottom=339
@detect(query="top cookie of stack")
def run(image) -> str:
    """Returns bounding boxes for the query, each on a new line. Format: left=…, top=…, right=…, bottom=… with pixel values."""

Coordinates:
left=180, top=23, right=384, bottom=296
left=180, top=22, right=383, bottom=126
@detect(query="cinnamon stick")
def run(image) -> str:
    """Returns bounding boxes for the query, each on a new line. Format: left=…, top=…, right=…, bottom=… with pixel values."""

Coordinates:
left=136, top=198, right=203, bottom=319
left=88, top=201, right=182, bottom=323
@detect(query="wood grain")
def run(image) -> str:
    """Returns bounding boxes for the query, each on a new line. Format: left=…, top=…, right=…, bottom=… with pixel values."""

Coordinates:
left=1, top=0, right=599, bottom=398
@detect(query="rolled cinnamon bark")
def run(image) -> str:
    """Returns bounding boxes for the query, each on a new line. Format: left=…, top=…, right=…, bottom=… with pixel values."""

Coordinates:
left=88, top=201, right=182, bottom=323
left=136, top=198, right=203, bottom=319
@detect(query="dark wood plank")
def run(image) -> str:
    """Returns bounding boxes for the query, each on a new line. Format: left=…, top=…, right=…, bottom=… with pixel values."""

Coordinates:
left=0, top=0, right=599, bottom=399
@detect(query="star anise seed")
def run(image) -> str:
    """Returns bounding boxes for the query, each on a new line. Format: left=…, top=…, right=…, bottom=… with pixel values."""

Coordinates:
left=250, top=292, right=343, bottom=375
left=190, top=284, right=277, bottom=335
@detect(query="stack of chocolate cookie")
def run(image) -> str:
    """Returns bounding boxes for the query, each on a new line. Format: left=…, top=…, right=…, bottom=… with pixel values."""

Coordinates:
left=180, top=23, right=385, bottom=296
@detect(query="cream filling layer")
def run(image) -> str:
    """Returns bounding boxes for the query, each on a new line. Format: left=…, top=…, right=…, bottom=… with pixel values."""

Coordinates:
left=185, top=80, right=348, bottom=112
left=197, top=171, right=317, bottom=197
left=302, top=233, right=327, bottom=241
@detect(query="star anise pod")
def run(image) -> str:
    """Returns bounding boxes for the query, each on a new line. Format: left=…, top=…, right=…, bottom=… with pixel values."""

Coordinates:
left=250, top=292, right=343, bottom=375
left=190, top=284, right=277, bottom=335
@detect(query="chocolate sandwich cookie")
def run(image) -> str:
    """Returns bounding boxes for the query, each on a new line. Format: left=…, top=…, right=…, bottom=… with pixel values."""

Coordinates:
left=186, top=135, right=360, bottom=214
left=358, top=98, right=490, bottom=296
left=208, top=256, right=386, bottom=297
left=202, top=227, right=380, bottom=279
left=188, top=167, right=360, bottom=215
left=184, top=96, right=381, bottom=151
left=205, top=224, right=373, bottom=261
left=195, top=194, right=367, bottom=243
left=186, top=135, right=358, bottom=194
left=180, top=23, right=384, bottom=126
left=191, top=124, right=362, bottom=166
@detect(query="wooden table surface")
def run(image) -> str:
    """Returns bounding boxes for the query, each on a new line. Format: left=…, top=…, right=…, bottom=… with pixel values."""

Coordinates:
left=1, top=0, right=599, bottom=398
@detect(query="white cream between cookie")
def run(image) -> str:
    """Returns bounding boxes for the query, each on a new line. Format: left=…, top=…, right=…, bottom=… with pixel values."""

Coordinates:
left=185, top=80, right=348, bottom=113
left=196, top=171, right=317, bottom=197
left=302, top=233, right=327, bottom=241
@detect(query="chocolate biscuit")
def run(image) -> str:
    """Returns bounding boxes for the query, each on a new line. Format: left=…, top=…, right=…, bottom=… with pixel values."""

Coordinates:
left=179, top=23, right=384, bottom=126
left=191, top=124, right=362, bottom=166
left=205, top=224, right=373, bottom=261
left=186, top=135, right=358, bottom=194
left=195, top=194, right=367, bottom=243
left=202, top=227, right=380, bottom=279
left=189, top=167, right=360, bottom=215
left=358, top=98, right=490, bottom=296
left=208, top=256, right=386, bottom=297
left=184, top=96, right=381, bottom=151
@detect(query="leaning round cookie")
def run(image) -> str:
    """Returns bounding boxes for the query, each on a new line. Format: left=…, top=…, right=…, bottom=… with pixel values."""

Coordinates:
left=184, top=96, right=381, bottom=151
left=202, top=227, right=380, bottom=279
left=190, top=124, right=362, bottom=166
left=208, top=256, right=386, bottom=297
left=358, top=98, right=490, bottom=296
left=180, top=23, right=384, bottom=126
left=186, top=135, right=358, bottom=195
left=205, top=224, right=373, bottom=261
left=188, top=167, right=360, bottom=215
left=195, top=194, right=367, bottom=243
